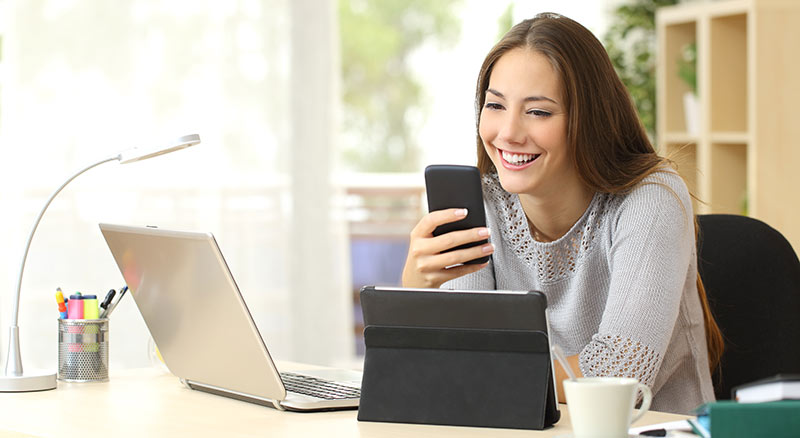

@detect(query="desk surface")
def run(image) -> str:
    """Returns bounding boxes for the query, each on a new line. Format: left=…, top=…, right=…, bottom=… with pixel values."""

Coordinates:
left=0, top=363, right=688, bottom=438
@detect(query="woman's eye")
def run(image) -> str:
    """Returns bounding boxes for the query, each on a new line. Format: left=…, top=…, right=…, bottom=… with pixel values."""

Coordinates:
left=484, top=102, right=504, bottom=110
left=527, top=109, right=551, bottom=117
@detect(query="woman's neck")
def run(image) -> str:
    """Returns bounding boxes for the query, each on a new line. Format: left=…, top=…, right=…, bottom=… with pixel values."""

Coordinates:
left=518, top=183, right=595, bottom=243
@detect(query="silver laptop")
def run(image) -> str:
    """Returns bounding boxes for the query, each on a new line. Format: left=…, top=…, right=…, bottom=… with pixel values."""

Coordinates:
left=99, top=223, right=361, bottom=411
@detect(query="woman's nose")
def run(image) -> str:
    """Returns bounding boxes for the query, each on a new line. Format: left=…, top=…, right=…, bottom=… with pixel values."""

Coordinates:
left=497, top=113, right=526, bottom=145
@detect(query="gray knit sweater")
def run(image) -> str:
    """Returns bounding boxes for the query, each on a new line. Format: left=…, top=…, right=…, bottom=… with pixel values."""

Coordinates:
left=443, top=170, right=716, bottom=414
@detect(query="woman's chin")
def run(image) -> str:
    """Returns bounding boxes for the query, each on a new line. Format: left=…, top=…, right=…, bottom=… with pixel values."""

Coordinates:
left=496, top=173, right=533, bottom=195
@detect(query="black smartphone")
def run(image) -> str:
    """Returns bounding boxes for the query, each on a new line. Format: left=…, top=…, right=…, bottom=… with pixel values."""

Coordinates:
left=424, top=164, right=490, bottom=265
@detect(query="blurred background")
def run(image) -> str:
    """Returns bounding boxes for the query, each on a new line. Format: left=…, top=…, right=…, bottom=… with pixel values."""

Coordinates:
left=0, top=0, right=670, bottom=371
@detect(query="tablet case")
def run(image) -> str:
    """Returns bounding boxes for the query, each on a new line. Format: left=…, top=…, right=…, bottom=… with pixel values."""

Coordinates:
left=357, top=288, right=560, bottom=430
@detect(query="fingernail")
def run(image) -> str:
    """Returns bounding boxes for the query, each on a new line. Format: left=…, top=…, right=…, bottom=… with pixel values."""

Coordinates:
left=482, top=243, right=494, bottom=253
left=478, top=228, right=490, bottom=237
left=456, top=208, right=468, bottom=217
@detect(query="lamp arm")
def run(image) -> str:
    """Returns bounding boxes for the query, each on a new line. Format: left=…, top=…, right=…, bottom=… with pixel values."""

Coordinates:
left=5, top=154, right=119, bottom=376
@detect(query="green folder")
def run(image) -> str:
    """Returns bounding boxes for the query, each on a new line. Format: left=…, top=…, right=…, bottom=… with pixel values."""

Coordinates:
left=692, top=400, right=800, bottom=438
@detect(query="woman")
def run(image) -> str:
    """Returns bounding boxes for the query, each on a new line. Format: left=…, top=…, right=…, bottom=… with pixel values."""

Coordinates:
left=401, top=13, right=722, bottom=414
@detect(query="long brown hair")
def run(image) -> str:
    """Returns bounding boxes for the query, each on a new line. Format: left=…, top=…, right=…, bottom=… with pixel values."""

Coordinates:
left=474, top=13, right=723, bottom=371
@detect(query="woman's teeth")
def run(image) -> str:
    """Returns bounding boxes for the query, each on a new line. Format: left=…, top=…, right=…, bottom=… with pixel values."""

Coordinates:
left=502, top=150, right=539, bottom=165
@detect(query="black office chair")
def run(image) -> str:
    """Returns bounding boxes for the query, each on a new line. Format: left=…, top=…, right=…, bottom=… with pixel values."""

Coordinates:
left=697, top=214, right=800, bottom=400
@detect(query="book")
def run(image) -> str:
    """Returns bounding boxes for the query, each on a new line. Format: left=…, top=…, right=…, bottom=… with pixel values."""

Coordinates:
left=692, top=400, right=800, bottom=438
left=732, top=374, right=800, bottom=403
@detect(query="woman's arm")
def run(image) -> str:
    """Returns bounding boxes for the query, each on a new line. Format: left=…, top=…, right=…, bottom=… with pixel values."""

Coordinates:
left=578, top=172, right=695, bottom=390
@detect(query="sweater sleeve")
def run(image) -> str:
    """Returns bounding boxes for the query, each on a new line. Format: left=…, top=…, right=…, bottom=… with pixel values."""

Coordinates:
left=578, top=172, right=695, bottom=389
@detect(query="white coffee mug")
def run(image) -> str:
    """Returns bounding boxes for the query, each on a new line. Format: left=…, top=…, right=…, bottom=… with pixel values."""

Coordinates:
left=563, top=377, right=652, bottom=438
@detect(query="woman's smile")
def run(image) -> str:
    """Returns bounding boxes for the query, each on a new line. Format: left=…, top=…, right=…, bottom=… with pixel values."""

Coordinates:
left=497, top=148, right=541, bottom=170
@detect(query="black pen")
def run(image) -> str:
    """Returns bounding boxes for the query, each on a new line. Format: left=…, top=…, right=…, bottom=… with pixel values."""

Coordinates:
left=99, top=289, right=116, bottom=318
left=102, top=285, right=128, bottom=319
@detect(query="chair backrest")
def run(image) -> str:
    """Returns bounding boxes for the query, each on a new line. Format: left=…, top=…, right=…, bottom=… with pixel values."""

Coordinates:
left=697, top=214, right=800, bottom=399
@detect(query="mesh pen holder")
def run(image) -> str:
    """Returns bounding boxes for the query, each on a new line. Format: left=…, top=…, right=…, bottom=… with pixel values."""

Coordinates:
left=58, top=318, right=109, bottom=382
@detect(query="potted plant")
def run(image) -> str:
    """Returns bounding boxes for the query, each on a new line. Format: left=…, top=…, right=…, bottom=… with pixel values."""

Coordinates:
left=677, top=42, right=700, bottom=135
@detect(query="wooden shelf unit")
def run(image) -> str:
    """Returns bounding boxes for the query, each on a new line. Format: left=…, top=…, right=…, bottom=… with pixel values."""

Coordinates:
left=656, top=0, right=800, bottom=251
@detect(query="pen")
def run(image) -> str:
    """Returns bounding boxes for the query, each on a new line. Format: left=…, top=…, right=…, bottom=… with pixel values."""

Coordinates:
left=99, top=289, right=116, bottom=317
left=102, top=285, right=128, bottom=319
left=55, top=288, right=68, bottom=319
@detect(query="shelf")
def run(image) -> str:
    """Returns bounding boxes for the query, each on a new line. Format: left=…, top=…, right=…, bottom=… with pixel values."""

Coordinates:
left=709, top=131, right=749, bottom=144
left=662, top=132, right=699, bottom=145
left=658, top=0, right=800, bottom=251
left=662, top=131, right=748, bottom=145
left=658, top=0, right=749, bottom=24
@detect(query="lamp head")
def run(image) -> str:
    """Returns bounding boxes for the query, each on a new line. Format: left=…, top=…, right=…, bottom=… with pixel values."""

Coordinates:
left=118, top=134, right=201, bottom=164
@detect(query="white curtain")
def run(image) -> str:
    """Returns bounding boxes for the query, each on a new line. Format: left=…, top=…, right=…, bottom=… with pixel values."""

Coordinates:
left=0, top=0, right=353, bottom=372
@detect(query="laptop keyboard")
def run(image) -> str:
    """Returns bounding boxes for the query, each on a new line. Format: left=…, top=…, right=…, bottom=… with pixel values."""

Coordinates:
left=280, top=372, right=361, bottom=400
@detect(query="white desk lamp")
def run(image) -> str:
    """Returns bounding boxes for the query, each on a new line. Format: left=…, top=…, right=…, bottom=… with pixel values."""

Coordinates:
left=0, top=133, right=201, bottom=392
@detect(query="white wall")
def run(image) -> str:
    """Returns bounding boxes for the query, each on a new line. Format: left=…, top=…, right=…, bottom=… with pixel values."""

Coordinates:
left=0, top=0, right=353, bottom=374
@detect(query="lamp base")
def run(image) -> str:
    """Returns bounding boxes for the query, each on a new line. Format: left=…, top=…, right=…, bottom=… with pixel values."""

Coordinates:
left=0, top=369, right=57, bottom=392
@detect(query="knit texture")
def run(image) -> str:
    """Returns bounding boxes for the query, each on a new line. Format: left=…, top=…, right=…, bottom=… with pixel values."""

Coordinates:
left=443, top=170, right=716, bottom=414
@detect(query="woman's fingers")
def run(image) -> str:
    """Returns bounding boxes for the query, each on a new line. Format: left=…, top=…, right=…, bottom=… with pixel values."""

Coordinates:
left=418, top=241, right=494, bottom=271
left=411, top=208, right=469, bottom=237
left=411, top=226, right=491, bottom=260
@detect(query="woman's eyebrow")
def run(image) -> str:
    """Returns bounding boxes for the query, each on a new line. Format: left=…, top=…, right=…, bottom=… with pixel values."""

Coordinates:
left=524, top=95, right=558, bottom=104
left=486, top=88, right=558, bottom=104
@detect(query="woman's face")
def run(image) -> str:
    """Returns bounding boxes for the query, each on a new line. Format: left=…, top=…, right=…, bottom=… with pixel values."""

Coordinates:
left=479, top=48, right=578, bottom=199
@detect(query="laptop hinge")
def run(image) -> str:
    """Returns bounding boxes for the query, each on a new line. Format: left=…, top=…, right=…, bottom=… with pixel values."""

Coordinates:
left=181, top=378, right=286, bottom=411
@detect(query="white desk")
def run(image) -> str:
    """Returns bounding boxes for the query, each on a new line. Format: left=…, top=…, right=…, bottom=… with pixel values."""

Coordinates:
left=0, top=364, right=689, bottom=438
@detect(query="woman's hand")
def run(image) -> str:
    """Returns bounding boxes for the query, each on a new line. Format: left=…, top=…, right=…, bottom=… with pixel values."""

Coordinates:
left=401, top=208, right=494, bottom=288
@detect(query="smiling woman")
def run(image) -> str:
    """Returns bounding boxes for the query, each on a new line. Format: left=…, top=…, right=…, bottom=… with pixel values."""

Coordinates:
left=402, top=12, right=723, bottom=415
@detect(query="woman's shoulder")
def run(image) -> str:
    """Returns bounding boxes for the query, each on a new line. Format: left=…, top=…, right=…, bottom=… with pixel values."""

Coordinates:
left=610, top=168, right=695, bottom=234
left=620, top=169, right=693, bottom=213
left=639, top=168, right=690, bottom=193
